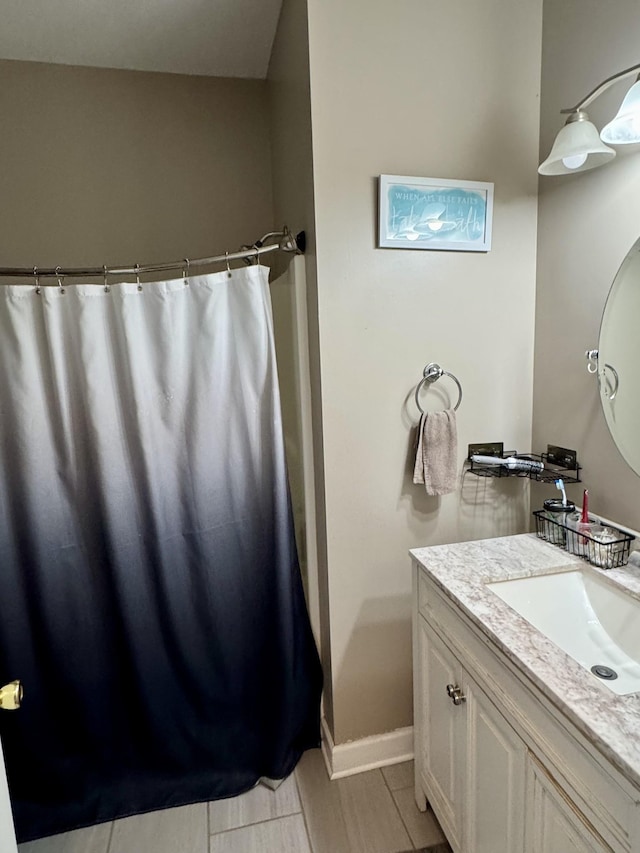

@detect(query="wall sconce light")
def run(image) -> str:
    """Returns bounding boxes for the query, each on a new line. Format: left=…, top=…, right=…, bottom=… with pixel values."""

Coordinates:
left=539, top=62, right=640, bottom=176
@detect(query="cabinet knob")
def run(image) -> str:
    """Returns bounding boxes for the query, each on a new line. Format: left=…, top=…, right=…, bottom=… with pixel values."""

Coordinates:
left=446, top=683, right=466, bottom=706
left=0, top=680, right=23, bottom=711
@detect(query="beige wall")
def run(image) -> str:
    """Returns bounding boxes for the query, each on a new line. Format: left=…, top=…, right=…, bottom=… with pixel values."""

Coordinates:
left=268, top=0, right=335, bottom=730
left=307, top=0, right=543, bottom=742
left=0, top=60, right=273, bottom=270
left=534, top=0, right=640, bottom=531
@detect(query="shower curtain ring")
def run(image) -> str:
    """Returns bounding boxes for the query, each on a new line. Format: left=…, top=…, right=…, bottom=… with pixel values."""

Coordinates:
left=225, top=251, right=232, bottom=278
left=136, top=264, right=142, bottom=292
left=56, top=266, right=65, bottom=294
left=254, top=246, right=260, bottom=265
left=183, top=258, right=190, bottom=285
left=33, top=266, right=41, bottom=295
left=103, top=265, right=110, bottom=293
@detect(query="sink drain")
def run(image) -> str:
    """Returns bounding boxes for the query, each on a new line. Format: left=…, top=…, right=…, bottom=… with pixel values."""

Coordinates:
left=591, top=664, right=618, bottom=680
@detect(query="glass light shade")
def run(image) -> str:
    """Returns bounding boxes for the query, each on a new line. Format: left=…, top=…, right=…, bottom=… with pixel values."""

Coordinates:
left=600, top=80, right=640, bottom=144
left=538, top=114, right=616, bottom=175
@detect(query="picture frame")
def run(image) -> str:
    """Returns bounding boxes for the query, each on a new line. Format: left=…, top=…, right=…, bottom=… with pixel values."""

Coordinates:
left=378, top=175, right=494, bottom=252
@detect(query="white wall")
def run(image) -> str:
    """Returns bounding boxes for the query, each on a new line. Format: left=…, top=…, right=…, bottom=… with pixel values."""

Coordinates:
left=534, top=0, right=640, bottom=531
left=307, top=0, right=543, bottom=743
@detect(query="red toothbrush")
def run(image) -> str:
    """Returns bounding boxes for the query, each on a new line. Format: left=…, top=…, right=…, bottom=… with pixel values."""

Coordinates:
left=580, top=489, right=589, bottom=524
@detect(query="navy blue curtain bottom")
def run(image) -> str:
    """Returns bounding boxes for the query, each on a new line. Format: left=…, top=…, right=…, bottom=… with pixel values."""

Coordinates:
left=0, top=267, right=322, bottom=841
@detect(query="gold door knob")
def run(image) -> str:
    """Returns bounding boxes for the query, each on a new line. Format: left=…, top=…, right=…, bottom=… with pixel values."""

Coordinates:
left=0, top=680, right=23, bottom=711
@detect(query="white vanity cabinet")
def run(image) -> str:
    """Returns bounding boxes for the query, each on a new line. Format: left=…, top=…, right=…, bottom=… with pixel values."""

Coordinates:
left=415, top=615, right=464, bottom=846
left=464, top=668, right=527, bottom=851
left=416, top=614, right=526, bottom=853
left=413, top=559, right=639, bottom=853
left=526, top=755, right=610, bottom=853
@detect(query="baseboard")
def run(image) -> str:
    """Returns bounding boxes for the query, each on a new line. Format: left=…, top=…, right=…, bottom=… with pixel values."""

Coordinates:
left=320, top=716, right=414, bottom=780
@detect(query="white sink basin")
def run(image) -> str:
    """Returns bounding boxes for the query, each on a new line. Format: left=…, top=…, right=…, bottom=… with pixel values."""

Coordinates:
left=487, top=569, right=640, bottom=695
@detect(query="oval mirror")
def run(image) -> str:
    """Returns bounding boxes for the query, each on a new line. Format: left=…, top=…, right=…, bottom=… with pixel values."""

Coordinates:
left=598, top=236, right=640, bottom=476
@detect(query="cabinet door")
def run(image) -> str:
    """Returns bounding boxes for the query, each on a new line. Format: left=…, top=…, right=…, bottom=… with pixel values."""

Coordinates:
left=525, top=754, right=612, bottom=853
left=464, top=674, right=526, bottom=853
left=416, top=616, right=464, bottom=850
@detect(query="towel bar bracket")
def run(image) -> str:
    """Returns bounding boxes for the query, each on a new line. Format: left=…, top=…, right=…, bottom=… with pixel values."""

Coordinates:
left=584, top=348, right=619, bottom=400
left=414, top=362, right=463, bottom=413
left=423, top=362, right=445, bottom=382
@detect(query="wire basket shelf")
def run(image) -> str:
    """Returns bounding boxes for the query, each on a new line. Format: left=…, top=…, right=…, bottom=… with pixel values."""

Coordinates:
left=533, top=510, right=634, bottom=569
left=467, top=444, right=581, bottom=484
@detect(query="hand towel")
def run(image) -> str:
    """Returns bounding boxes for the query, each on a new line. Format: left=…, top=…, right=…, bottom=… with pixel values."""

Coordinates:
left=413, top=409, right=458, bottom=496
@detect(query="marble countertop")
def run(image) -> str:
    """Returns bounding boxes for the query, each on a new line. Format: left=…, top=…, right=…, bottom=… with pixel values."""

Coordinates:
left=410, top=533, right=640, bottom=789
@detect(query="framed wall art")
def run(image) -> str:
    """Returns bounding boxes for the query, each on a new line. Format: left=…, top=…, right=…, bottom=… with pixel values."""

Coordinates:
left=378, top=175, right=494, bottom=252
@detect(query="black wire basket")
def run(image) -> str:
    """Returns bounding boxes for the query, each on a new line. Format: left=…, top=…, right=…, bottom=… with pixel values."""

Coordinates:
left=533, top=510, right=633, bottom=569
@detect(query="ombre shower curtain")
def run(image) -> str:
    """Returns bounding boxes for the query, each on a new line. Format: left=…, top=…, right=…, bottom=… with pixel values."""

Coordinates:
left=0, top=265, right=322, bottom=841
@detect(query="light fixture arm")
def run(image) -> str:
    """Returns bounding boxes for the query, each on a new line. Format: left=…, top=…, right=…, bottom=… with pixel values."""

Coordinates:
left=560, top=62, right=640, bottom=114
left=539, top=60, right=640, bottom=175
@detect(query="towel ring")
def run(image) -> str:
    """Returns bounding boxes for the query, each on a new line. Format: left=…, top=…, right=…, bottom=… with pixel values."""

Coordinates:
left=414, top=362, right=462, bottom=414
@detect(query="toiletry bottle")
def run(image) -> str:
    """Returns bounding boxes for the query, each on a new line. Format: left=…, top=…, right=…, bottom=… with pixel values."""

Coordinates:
left=588, top=527, right=617, bottom=569
left=565, top=510, right=585, bottom=555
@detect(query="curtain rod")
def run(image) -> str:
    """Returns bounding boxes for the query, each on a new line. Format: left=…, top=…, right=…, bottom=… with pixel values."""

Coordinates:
left=0, top=227, right=306, bottom=282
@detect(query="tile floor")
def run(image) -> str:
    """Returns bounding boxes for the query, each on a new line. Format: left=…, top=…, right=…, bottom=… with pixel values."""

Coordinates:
left=17, top=751, right=452, bottom=853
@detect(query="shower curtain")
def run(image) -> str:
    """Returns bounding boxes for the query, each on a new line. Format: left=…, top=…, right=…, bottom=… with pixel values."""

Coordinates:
left=0, top=264, right=322, bottom=841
